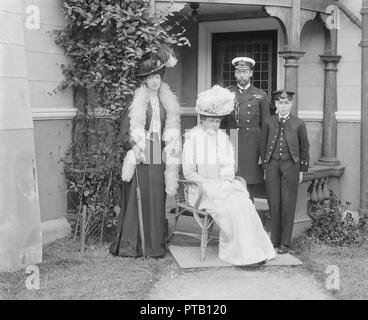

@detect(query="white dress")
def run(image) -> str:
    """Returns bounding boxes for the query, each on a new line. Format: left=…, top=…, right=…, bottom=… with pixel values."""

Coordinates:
left=182, top=125, right=276, bottom=265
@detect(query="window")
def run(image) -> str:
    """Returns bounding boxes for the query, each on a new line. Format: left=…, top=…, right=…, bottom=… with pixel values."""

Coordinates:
left=212, top=30, right=277, bottom=98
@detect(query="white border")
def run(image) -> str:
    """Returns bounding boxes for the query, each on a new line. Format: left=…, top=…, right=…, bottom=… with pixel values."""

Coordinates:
left=197, top=18, right=284, bottom=94
left=41, top=216, right=71, bottom=245
left=335, top=110, right=361, bottom=123
left=298, top=110, right=361, bottom=123
left=32, top=107, right=76, bottom=120
left=298, top=110, right=323, bottom=121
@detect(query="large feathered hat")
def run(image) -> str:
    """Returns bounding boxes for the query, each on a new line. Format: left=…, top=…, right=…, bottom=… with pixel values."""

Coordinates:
left=195, top=85, right=235, bottom=116
left=136, top=44, right=178, bottom=77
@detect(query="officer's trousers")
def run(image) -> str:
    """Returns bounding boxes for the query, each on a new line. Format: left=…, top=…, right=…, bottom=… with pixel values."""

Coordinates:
left=265, top=159, right=299, bottom=247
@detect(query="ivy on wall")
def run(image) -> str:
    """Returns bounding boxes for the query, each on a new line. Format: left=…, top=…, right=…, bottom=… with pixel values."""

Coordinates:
left=54, top=0, right=189, bottom=242
left=54, top=0, right=188, bottom=115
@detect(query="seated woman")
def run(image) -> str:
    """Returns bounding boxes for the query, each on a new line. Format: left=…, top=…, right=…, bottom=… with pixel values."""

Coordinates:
left=182, top=85, right=276, bottom=266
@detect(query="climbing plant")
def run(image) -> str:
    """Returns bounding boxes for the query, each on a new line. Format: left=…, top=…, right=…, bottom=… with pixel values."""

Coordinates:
left=54, top=0, right=189, bottom=243
left=54, top=0, right=189, bottom=115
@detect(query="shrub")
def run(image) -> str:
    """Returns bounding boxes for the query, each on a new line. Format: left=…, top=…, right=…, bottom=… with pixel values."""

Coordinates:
left=307, top=190, right=368, bottom=247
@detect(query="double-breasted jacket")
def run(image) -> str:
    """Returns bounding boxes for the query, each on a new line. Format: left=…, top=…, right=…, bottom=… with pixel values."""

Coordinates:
left=260, top=114, right=310, bottom=172
left=220, top=84, right=270, bottom=184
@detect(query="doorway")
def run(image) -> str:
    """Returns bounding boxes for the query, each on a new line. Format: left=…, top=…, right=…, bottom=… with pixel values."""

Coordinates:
left=212, top=30, right=278, bottom=100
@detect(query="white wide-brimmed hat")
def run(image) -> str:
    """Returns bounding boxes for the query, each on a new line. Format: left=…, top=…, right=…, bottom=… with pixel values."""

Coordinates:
left=195, top=85, right=235, bottom=116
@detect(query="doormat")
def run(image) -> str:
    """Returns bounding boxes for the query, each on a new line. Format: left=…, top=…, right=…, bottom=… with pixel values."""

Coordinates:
left=168, top=245, right=303, bottom=269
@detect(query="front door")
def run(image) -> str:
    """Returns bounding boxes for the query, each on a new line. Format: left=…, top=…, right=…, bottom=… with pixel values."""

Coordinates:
left=212, top=30, right=277, bottom=113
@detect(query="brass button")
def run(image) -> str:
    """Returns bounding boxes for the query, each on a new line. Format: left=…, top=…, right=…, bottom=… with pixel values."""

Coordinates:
left=246, top=120, right=250, bottom=123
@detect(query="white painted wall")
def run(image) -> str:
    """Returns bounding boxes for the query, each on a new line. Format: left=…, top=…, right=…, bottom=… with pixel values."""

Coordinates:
left=299, top=20, right=325, bottom=113
left=335, top=0, right=362, bottom=210
left=21, top=0, right=74, bottom=228
left=22, top=0, right=74, bottom=117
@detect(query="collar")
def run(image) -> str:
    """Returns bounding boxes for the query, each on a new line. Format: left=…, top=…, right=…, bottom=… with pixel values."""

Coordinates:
left=237, top=83, right=251, bottom=92
left=278, top=113, right=291, bottom=122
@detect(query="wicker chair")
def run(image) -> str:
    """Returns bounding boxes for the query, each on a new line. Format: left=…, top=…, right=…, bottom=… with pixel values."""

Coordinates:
left=169, top=175, right=247, bottom=261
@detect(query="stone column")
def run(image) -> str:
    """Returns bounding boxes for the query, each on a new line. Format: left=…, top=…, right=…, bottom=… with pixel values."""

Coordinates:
left=360, top=0, right=368, bottom=216
left=316, top=54, right=341, bottom=166
left=278, top=50, right=305, bottom=115
left=0, top=1, right=42, bottom=271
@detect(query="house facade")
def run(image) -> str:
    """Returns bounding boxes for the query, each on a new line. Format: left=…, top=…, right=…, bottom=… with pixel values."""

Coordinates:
left=1, top=0, right=367, bottom=271
left=159, top=0, right=366, bottom=214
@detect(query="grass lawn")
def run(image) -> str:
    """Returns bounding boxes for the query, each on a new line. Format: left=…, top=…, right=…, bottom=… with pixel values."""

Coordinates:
left=2, top=230, right=367, bottom=300
left=0, top=238, right=174, bottom=300
left=293, top=235, right=368, bottom=300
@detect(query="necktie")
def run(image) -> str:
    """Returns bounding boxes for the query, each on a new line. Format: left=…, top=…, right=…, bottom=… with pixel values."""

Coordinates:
left=147, top=96, right=161, bottom=141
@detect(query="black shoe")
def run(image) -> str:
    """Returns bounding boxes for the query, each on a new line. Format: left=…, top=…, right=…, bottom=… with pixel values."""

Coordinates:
left=257, top=259, right=267, bottom=266
left=278, top=245, right=289, bottom=254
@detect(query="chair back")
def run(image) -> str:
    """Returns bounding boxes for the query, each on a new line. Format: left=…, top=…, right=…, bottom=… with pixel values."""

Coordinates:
left=175, top=167, right=188, bottom=205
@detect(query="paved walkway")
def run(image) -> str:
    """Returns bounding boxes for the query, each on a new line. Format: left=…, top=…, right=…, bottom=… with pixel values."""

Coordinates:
left=147, top=265, right=332, bottom=300
left=147, top=198, right=334, bottom=300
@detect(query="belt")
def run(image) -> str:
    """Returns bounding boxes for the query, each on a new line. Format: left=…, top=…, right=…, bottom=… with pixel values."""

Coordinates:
left=272, top=154, right=292, bottom=161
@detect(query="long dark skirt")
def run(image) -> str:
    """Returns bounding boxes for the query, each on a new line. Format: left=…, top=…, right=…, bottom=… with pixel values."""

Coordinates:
left=110, top=143, right=167, bottom=257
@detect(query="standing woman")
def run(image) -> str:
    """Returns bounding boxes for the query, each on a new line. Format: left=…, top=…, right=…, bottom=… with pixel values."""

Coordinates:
left=110, top=48, right=181, bottom=258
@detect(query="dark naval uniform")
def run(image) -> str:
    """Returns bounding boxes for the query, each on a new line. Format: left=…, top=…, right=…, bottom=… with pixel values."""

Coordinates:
left=221, top=84, right=270, bottom=200
left=260, top=113, right=310, bottom=248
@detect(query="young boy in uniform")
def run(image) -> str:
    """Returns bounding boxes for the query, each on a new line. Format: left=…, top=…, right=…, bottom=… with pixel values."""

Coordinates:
left=260, top=90, right=310, bottom=254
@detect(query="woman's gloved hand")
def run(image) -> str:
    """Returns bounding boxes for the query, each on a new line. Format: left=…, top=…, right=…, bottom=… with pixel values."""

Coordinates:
left=218, top=179, right=234, bottom=194
left=132, top=145, right=146, bottom=164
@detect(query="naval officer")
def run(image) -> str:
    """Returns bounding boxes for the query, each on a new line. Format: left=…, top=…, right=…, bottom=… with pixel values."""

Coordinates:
left=220, top=56, right=270, bottom=201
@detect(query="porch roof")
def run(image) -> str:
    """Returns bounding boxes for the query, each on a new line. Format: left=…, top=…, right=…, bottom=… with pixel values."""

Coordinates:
left=155, top=0, right=335, bottom=14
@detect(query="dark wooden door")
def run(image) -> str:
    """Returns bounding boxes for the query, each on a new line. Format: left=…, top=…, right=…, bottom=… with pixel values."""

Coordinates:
left=212, top=30, right=277, bottom=100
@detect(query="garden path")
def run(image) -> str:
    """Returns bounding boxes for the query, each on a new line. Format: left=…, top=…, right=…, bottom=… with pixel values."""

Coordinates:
left=146, top=198, right=334, bottom=300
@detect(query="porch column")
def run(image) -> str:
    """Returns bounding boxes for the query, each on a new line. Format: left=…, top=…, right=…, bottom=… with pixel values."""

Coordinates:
left=278, top=0, right=305, bottom=115
left=0, top=1, right=42, bottom=271
left=316, top=54, right=341, bottom=166
left=278, top=50, right=305, bottom=115
left=360, top=0, right=368, bottom=216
